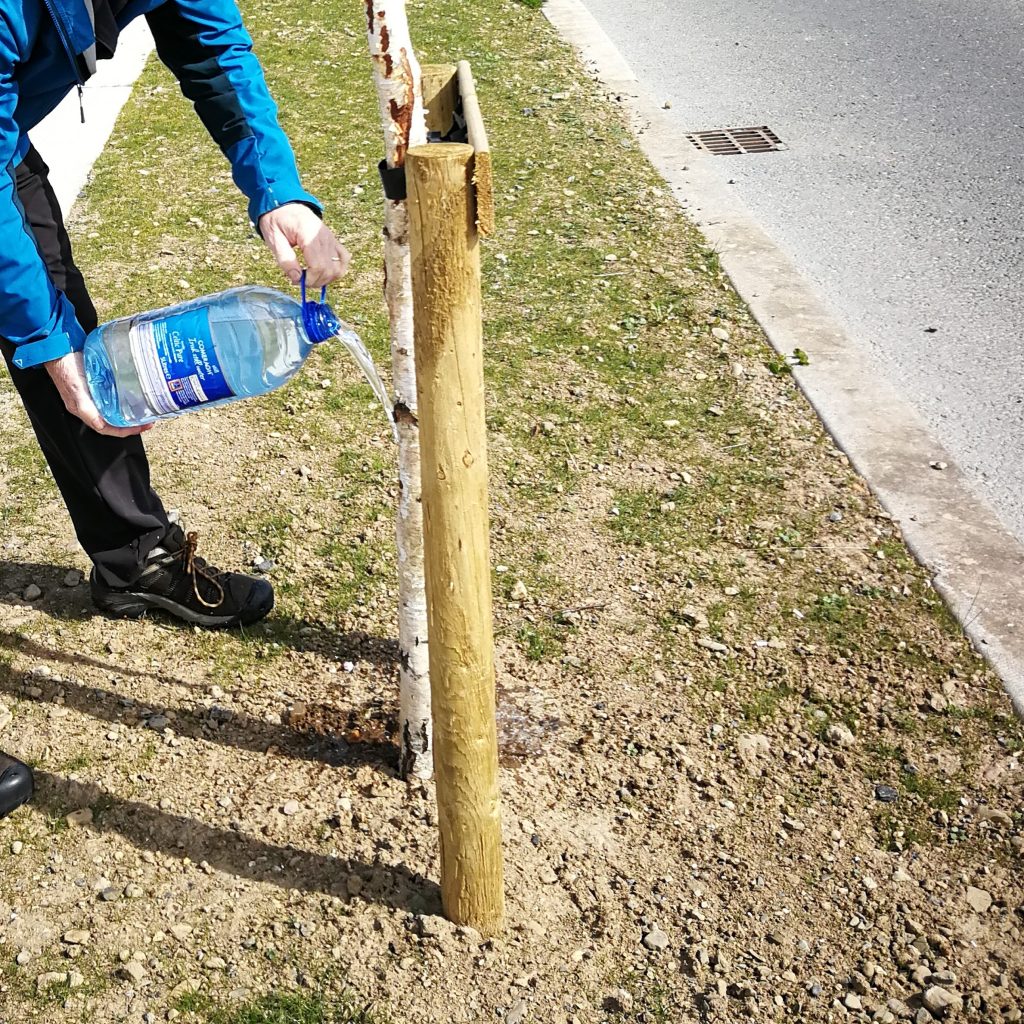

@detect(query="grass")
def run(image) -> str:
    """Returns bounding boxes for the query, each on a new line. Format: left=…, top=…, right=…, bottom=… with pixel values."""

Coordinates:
left=173, top=991, right=386, bottom=1024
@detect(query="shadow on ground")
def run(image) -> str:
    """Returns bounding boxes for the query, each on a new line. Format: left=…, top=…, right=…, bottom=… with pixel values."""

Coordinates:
left=27, top=769, right=441, bottom=914
left=0, top=630, right=399, bottom=770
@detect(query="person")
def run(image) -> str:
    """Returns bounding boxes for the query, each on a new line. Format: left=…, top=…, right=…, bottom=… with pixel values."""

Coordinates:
left=0, top=0, right=351, bottom=819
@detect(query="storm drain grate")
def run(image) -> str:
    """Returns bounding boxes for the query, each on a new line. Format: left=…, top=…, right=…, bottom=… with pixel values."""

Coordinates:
left=686, top=126, right=785, bottom=156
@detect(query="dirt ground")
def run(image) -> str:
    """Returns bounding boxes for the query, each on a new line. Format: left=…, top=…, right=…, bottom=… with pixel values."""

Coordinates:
left=1, top=1, right=1023, bottom=1023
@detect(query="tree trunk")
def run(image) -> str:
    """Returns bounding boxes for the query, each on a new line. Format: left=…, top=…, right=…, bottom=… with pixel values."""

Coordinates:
left=365, top=1, right=432, bottom=779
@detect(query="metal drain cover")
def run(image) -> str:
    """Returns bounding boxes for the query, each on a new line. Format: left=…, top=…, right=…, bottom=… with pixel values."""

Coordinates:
left=686, top=126, right=785, bottom=156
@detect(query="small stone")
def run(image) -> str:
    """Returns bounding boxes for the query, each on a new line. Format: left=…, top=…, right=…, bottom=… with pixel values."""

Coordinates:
left=538, top=866, right=557, bottom=885
left=642, top=927, right=670, bottom=951
left=605, top=988, right=634, bottom=1013
left=67, top=971, right=84, bottom=989
left=10, top=840, right=23, bottom=855
left=253, top=559, right=275, bottom=574
left=205, top=956, right=227, bottom=970
left=36, top=971, right=67, bottom=992
left=845, top=993, right=863, bottom=1011
left=22, top=583, right=42, bottom=602
left=711, top=327, right=730, bottom=342
left=510, top=580, right=529, bottom=602
left=282, top=801, right=301, bottom=816
left=63, top=930, right=90, bottom=945
left=893, top=867, right=914, bottom=883
left=696, top=637, right=728, bottom=653
left=505, top=1000, right=527, bottom=1024
left=0, top=705, right=10, bottom=731
left=829, top=510, right=844, bottom=522
left=978, top=807, right=1013, bottom=828
left=63, top=570, right=83, bottom=587
left=875, top=785, right=899, bottom=803
left=922, top=986, right=963, bottom=1016
left=169, top=924, right=193, bottom=941
left=100, top=887, right=120, bottom=902
left=825, top=724, right=855, bottom=747
left=121, top=961, right=147, bottom=983
left=16, top=950, right=31, bottom=966
left=146, top=715, right=169, bottom=731
left=965, top=886, right=992, bottom=913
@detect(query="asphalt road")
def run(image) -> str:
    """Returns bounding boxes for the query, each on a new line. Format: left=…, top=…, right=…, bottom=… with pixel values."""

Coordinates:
left=581, top=0, right=1024, bottom=538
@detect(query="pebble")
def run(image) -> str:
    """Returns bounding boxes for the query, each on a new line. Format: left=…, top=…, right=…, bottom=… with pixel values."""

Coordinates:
left=505, top=1000, right=527, bottom=1024
left=282, top=801, right=301, bottom=816
left=965, top=885, right=992, bottom=913
left=146, top=715, right=170, bottom=731
left=844, top=993, right=863, bottom=1011
left=696, top=637, right=728, bottom=653
left=63, top=569, right=83, bottom=587
left=0, top=705, right=10, bottom=731
left=825, top=724, right=855, bottom=747
left=538, top=866, right=557, bottom=885
left=604, top=988, right=633, bottom=1012
left=711, top=327, right=730, bottom=342
left=875, top=785, right=899, bottom=803
left=829, top=510, right=844, bottom=522
left=121, top=961, right=147, bottom=983
left=642, top=927, right=670, bottom=951
left=922, top=986, right=963, bottom=1015
left=36, top=971, right=68, bottom=992
left=253, top=558, right=275, bottom=573
left=510, top=580, right=529, bottom=602
left=63, top=930, right=90, bottom=945
left=22, top=583, right=42, bottom=601
left=100, top=887, right=120, bottom=902
left=16, top=950, right=31, bottom=966
left=10, top=840, right=22, bottom=855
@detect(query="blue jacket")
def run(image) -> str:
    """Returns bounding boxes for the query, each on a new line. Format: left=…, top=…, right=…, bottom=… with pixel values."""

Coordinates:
left=1, top=0, right=321, bottom=368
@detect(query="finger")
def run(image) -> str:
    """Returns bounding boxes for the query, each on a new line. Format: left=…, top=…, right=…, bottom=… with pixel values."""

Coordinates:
left=263, top=224, right=303, bottom=286
left=307, top=243, right=351, bottom=288
left=70, top=401, right=150, bottom=438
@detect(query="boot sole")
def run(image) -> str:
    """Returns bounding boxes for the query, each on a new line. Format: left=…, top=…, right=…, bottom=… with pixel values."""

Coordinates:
left=94, top=588, right=274, bottom=628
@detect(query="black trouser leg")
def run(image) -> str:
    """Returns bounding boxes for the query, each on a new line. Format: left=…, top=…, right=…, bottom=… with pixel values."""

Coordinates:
left=0, top=146, right=170, bottom=587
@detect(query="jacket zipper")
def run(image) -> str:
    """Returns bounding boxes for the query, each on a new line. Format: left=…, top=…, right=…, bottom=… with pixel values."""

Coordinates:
left=40, top=0, right=86, bottom=122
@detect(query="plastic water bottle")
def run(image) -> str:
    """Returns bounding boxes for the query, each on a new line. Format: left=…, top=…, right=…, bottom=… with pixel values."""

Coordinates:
left=84, top=276, right=394, bottom=431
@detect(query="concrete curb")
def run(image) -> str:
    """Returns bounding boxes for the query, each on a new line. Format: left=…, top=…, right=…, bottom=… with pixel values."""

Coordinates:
left=544, top=0, right=1024, bottom=712
left=29, top=19, right=154, bottom=215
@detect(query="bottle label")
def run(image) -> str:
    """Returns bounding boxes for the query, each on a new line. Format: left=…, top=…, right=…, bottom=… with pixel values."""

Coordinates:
left=128, top=307, right=233, bottom=414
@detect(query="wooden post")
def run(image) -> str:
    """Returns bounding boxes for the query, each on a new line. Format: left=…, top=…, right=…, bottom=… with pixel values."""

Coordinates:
left=406, top=142, right=505, bottom=935
left=421, top=63, right=458, bottom=137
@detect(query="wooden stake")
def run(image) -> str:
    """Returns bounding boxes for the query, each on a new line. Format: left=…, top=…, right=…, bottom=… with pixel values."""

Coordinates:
left=457, top=61, right=494, bottom=236
left=421, top=63, right=458, bottom=137
left=407, top=142, right=505, bottom=935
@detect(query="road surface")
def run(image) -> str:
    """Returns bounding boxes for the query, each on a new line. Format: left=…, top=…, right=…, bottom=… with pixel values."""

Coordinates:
left=581, top=0, right=1024, bottom=538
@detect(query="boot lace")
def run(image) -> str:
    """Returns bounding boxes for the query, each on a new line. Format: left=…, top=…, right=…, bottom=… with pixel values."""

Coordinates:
left=174, top=531, right=226, bottom=609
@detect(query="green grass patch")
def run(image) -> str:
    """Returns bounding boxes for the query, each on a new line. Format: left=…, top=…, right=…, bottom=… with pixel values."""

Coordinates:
left=173, top=990, right=386, bottom=1024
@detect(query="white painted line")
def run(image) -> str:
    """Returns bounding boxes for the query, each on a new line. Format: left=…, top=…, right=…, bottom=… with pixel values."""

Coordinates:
left=545, top=0, right=1024, bottom=711
left=29, top=19, right=154, bottom=215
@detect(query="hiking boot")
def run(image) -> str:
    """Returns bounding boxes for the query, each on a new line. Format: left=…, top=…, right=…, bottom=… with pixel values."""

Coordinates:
left=91, top=525, right=274, bottom=628
left=0, top=752, right=33, bottom=820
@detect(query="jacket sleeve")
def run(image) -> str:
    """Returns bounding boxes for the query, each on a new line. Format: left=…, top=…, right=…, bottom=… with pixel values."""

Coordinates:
left=0, top=18, right=87, bottom=369
left=145, top=0, right=321, bottom=228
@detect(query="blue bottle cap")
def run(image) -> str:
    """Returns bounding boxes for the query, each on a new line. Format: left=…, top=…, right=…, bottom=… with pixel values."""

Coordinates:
left=300, top=271, right=342, bottom=343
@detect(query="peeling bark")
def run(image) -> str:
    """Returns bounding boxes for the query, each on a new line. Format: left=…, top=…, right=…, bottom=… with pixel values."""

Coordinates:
left=366, top=1, right=432, bottom=780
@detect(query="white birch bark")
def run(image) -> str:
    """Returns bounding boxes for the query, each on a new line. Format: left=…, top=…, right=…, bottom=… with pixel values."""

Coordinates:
left=365, top=0, right=432, bottom=779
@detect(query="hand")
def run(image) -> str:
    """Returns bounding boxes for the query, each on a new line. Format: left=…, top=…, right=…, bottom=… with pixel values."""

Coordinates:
left=259, top=203, right=352, bottom=288
left=44, top=352, right=152, bottom=437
